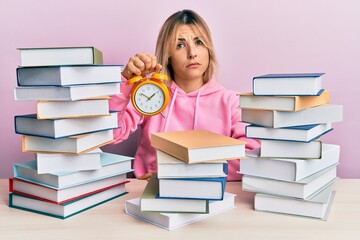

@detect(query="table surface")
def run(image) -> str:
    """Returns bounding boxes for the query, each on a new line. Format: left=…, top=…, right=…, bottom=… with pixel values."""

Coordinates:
left=0, top=179, right=359, bottom=240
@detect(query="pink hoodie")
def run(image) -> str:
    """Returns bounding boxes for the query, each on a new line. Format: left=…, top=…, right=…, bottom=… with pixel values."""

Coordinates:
left=109, top=76, right=259, bottom=181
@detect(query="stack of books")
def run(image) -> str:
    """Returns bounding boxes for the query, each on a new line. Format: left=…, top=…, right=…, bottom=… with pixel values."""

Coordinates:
left=239, top=73, right=344, bottom=220
left=125, top=130, right=247, bottom=230
left=9, top=46, right=133, bottom=219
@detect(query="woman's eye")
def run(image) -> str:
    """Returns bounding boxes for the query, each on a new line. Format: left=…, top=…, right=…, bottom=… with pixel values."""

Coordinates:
left=176, top=43, right=185, bottom=49
left=195, top=39, right=204, bottom=45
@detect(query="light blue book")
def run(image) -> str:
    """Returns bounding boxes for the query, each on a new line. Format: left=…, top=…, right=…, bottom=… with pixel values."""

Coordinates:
left=14, top=152, right=133, bottom=189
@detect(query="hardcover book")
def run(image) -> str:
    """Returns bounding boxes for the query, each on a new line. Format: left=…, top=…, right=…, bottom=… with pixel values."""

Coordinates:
left=14, top=82, right=120, bottom=101
left=140, top=175, right=209, bottom=214
left=18, top=46, right=103, bottom=67
left=239, top=144, right=340, bottom=181
left=252, top=73, right=324, bottom=96
left=125, top=192, right=235, bottom=231
left=239, top=89, right=330, bottom=111
left=15, top=112, right=118, bottom=139
left=17, top=65, right=122, bottom=86
left=241, top=104, right=343, bottom=128
left=14, top=152, right=133, bottom=189
left=151, top=130, right=246, bottom=164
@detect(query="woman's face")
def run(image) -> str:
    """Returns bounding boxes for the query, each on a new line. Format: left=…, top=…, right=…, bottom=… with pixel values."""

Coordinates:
left=169, top=24, right=209, bottom=83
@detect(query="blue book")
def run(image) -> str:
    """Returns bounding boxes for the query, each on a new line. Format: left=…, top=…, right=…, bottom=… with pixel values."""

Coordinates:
left=158, top=177, right=227, bottom=200
left=252, top=73, right=325, bottom=96
left=245, top=123, right=333, bottom=142
left=13, top=152, right=133, bottom=189
left=14, top=111, right=119, bottom=139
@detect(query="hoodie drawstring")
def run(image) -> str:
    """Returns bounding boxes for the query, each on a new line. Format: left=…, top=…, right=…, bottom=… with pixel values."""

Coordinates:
left=163, top=87, right=178, bottom=132
left=193, top=90, right=201, bottom=130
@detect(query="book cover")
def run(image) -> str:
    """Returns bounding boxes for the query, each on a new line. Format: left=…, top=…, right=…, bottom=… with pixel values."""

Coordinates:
left=14, top=82, right=121, bottom=101
left=18, top=46, right=103, bottom=67
left=36, top=98, right=110, bottom=119
left=9, top=174, right=129, bottom=204
left=254, top=183, right=335, bottom=220
left=158, top=177, right=227, bottom=200
left=239, top=89, right=330, bottom=111
left=17, top=65, right=122, bottom=86
left=156, top=149, right=228, bottom=178
left=242, top=164, right=337, bottom=199
left=239, top=144, right=340, bottom=181
left=151, top=130, right=246, bottom=164
left=9, top=184, right=127, bottom=219
left=15, top=112, right=118, bottom=139
left=140, top=175, right=209, bottom=213
left=125, top=192, right=235, bottom=231
left=245, top=123, right=333, bottom=142
left=14, top=152, right=133, bottom=189
left=241, top=104, right=343, bottom=128
left=252, top=73, right=324, bottom=96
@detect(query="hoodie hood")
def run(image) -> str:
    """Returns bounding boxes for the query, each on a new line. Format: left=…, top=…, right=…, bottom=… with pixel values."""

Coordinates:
left=169, top=76, right=224, bottom=96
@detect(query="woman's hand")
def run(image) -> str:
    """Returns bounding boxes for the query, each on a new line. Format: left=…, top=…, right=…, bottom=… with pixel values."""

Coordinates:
left=122, top=52, right=162, bottom=80
left=137, top=172, right=154, bottom=181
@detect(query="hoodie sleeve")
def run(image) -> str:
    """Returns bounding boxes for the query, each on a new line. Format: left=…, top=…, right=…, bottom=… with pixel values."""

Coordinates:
left=227, top=93, right=260, bottom=181
left=108, top=76, right=143, bottom=144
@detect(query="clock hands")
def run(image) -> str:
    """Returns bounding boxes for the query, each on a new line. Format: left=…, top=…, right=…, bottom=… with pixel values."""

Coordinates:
left=140, top=93, right=151, bottom=100
left=147, top=93, right=156, bottom=101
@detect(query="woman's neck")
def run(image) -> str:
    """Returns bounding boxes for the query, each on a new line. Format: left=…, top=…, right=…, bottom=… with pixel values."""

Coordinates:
left=174, top=77, right=204, bottom=93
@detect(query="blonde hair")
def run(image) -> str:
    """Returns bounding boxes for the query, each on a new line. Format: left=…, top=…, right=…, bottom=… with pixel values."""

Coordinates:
left=155, top=10, right=217, bottom=84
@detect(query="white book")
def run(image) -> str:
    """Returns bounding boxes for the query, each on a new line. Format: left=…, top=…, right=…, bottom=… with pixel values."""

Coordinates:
left=14, top=82, right=120, bottom=101
left=254, top=183, right=335, bottom=220
left=242, top=164, right=337, bottom=199
left=15, top=112, right=118, bottom=139
left=36, top=149, right=102, bottom=174
left=14, top=152, right=133, bottom=189
left=125, top=192, right=235, bottom=231
left=239, top=144, right=340, bottom=181
left=10, top=174, right=128, bottom=204
left=260, top=139, right=322, bottom=159
left=245, top=123, right=332, bottom=142
left=18, top=46, right=103, bottom=67
left=9, top=184, right=127, bottom=219
left=156, top=150, right=227, bottom=178
left=158, top=177, right=226, bottom=200
left=17, top=65, right=122, bottom=86
left=36, top=98, right=110, bottom=119
left=252, top=73, right=324, bottom=96
left=22, top=130, right=114, bottom=154
left=241, top=104, right=343, bottom=128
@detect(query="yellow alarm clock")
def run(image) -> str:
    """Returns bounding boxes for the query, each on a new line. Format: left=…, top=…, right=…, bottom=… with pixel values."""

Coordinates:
left=128, top=73, right=170, bottom=116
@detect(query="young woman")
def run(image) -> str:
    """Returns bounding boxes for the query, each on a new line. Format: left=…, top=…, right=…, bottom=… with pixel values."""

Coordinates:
left=109, top=9, right=259, bottom=180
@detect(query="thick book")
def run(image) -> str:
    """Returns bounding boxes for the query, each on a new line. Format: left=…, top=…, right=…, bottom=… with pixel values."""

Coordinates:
left=141, top=175, right=209, bottom=214
left=36, top=149, right=102, bottom=174
left=254, top=183, right=336, bottom=220
left=245, top=123, right=333, bottom=142
left=18, top=46, right=103, bottom=67
left=14, top=82, right=120, bottom=101
left=260, top=139, right=323, bottom=159
left=9, top=174, right=128, bottom=204
left=158, top=177, right=226, bottom=200
left=125, top=192, right=235, bottom=231
left=17, top=65, right=122, bottom=86
left=252, top=73, right=324, bottom=96
left=241, top=104, right=343, bottom=128
left=239, top=89, right=330, bottom=111
left=156, top=149, right=228, bottom=178
left=242, top=164, right=337, bottom=199
left=14, top=152, right=133, bottom=189
left=15, top=112, right=118, bottom=139
left=36, top=98, right=110, bottom=119
left=22, top=130, right=114, bottom=154
left=9, top=184, right=127, bottom=219
left=151, top=130, right=246, bottom=164
left=239, top=144, right=340, bottom=181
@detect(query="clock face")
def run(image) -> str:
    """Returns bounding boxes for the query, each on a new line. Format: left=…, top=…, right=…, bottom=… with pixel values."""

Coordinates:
left=133, top=82, right=166, bottom=114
